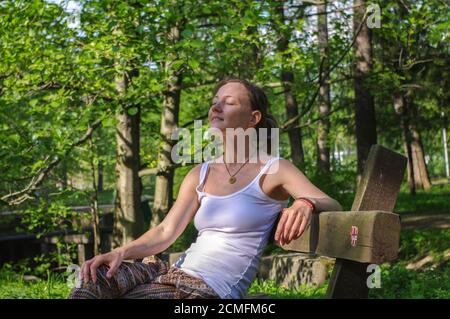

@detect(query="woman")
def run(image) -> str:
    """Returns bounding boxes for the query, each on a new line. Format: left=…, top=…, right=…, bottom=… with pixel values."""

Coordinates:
left=69, top=78, right=342, bottom=299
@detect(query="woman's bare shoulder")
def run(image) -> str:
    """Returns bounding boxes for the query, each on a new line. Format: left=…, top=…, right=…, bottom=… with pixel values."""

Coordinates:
left=266, top=158, right=305, bottom=184
left=266, top=157, right=294, bottom=171
left=181, top=163, right=204, bottom=187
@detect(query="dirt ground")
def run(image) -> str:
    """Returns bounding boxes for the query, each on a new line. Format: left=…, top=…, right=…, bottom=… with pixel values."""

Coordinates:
left=400, top=213, right=450, bottom=230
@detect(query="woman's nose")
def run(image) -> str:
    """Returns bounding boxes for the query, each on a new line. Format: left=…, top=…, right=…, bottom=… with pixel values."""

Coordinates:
left=210, top=101, right=223, bottom=113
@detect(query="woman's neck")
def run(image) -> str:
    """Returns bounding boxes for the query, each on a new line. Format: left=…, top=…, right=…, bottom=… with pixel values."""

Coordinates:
left=212, top=129, right=270, bottom=165
left=222, top=138, right=254, bottom=164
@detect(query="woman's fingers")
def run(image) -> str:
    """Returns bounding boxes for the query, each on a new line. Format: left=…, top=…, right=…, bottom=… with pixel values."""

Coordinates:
left=281, top=208, right=297, bottom=244
left=106, top=259, right=120, bottom=279
left=81, top=260, right=92, bottom=282
left=274, top=209, right=288, bottom=243
left=89, top=257, right=104, bottom=283
left=279, top=209, right=293, bottom=245
left=287, top=211, right=303, bottom=243
left=296, top=212, right=311, bottom=239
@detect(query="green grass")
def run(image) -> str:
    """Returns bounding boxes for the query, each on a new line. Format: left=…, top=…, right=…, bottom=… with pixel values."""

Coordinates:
left=395, top=182, right=450, bottom=215
left=249, top=265, right=450, bottom=299
left=248, top=279, right=328, bottom=299
left=398, top=229, right=450, bottom=261
left=0, top=264, right=70, bottom=299
left=368, top=229, right=450, bottom=299
left=369, top=262, right=450, bottom=299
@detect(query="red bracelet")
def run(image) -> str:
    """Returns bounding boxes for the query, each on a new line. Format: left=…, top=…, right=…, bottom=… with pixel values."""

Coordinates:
left=296, top=197, right=315, bottom=213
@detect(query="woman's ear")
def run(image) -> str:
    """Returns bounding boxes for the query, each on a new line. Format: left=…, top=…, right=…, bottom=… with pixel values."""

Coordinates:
left=249, top=110, right=262, bottom=128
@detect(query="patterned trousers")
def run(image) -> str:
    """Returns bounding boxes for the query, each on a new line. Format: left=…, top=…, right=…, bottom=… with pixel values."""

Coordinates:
left=68, top=256, right=219, bottom=299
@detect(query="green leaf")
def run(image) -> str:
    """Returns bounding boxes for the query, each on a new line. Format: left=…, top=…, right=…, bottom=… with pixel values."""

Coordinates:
left=189, top=39, right=203, bottom=48
left=102, top=117, right=116, bottom=128
left=136, top=25, right=144, bottom=34
left=171, top=59, right=185, bottom=71
left=127, top=107, right=139, bottom=116
left=188, top=58, right=200, bottom=70
left=30, top=99, right=39, bottom=107
left=181, top=29, right=193, bottom=38
left=202, top=6, right=212, bottom=14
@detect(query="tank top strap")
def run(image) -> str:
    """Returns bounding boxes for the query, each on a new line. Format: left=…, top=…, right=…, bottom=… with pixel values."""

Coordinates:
left=254, top=156, right=282, bottom=181
left=196, top=161, right=211, bottom=199
left=198, top=161, right=209, bottom=186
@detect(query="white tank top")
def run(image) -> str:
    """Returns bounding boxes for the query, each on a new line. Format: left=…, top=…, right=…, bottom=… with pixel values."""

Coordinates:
left=173, top=156, right=289, bottom=298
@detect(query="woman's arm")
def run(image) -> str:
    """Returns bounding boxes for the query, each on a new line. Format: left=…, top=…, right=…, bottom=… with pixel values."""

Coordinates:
left=80, top=164, right=202, bottom=282
left=273, top=159, right=343, bottom=245
left=303, top=197, right=343, bottom=213
left=117, top=165, right=201, bottom=260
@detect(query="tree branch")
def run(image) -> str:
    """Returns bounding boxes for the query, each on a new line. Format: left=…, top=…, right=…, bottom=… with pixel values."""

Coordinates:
left=280, top=7, right=369, bottom=130
left=1, top=113, right=109, bottom=206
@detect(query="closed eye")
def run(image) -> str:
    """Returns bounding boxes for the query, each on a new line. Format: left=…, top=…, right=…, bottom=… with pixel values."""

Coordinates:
left=211, top=98, right=237, bottom=106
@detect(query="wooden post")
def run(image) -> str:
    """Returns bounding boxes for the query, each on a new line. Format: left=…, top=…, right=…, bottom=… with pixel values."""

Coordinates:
left=45, top=234, right=92, bottom=266
left=77, top=244, right=86, bottom=266
left=281, top=210, right=401, bottom=264
left=326, top=144, right=407, bottom=298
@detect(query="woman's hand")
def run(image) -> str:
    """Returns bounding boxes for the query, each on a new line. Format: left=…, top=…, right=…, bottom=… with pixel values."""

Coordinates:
left=80, top=248, right=124, bottom=283
left=274, top=199, right=314, bottom=246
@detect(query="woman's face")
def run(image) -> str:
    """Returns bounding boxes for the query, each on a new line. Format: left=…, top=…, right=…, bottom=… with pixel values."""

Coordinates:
left=208, top=82, right=261, bottom=131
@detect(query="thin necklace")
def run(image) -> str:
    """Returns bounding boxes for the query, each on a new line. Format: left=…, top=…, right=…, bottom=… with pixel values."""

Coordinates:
left=224, top=156, right=251, bottom=184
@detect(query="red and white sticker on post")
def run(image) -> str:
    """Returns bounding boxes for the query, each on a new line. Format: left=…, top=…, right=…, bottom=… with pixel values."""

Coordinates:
left=350, top=225, right=359, bottom=247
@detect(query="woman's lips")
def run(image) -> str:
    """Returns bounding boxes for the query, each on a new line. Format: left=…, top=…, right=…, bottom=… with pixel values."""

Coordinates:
left=211, top=117, right=223, bottom=121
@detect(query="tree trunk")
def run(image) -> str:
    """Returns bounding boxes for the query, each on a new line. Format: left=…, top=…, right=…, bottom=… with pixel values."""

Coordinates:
left=353, top=0, right=377, bottom=177
left=275, top=3, right=304, bottom=168
left=443, top=124, right=449, bottom=178
left=97, top=160, right=103, bottom=193
left=282, top=71, right=304, bottom=167
left=112, top=71, right=144, bottom=248
left=409, top=101, right=432, bottom=190
left=393, top=93, right=416, bottom=195
left=151, top=26, right=183, bottom=228
left=317, top=1, right=331, bottom=172
left=89, top=137, right=101, bottom=255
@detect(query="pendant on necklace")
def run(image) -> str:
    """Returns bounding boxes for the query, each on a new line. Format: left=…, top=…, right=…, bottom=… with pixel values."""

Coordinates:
left=229, top=176, right=236, bottom=184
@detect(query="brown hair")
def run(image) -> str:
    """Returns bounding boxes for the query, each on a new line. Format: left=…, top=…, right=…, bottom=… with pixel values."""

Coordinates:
left=213, top=77, right=278, bottom=153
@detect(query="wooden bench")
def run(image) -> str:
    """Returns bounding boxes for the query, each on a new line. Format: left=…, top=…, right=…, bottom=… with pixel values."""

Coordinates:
left=271, top=144, right=407, bottom=298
